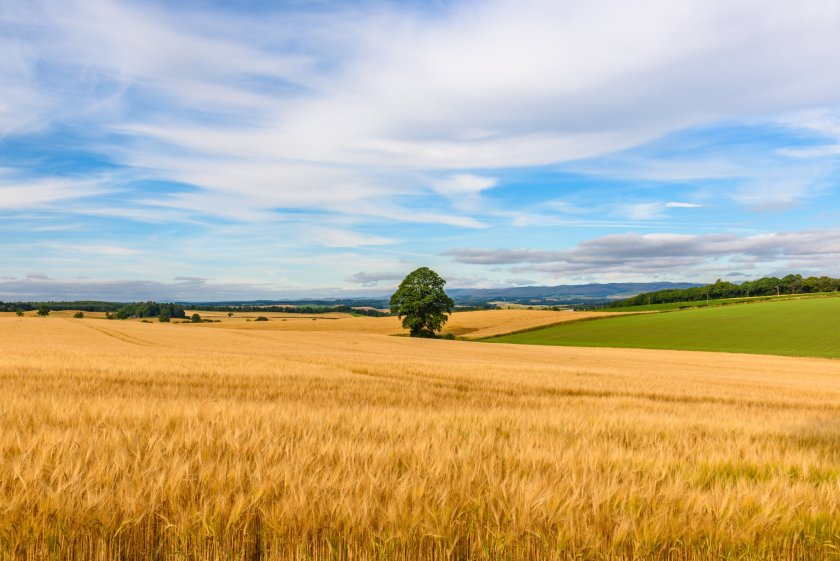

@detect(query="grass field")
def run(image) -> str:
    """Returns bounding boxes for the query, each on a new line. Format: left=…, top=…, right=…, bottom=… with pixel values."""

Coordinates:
left=597, top=291, right=840, bottom=312
left=488, top=296, right=840, bottom=358
left=3, top=314, right=840, bottom=559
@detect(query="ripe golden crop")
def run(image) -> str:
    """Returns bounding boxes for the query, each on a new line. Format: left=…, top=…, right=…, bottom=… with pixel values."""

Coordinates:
left=190, top=308, right=619, bottom=339
left=2, top=315, right=839, bottom=560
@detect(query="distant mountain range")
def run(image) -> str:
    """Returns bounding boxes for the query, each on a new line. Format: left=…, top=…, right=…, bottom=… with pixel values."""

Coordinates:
left=446, top=282, right=703, bottom=305
left=1, top=282, right=704, bottom=311
left=183, top=282, right=702, bottom=308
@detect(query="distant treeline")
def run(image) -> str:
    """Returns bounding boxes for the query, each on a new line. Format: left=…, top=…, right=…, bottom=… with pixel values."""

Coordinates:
left=0, top=300, right=187, bottom=320
left=2, top=300, right=491, bottom=317
left=191, top=304, right=390, bottom=317
left=605, top=274, right=840, bottom=308
left=190, top=299, right=390, bottom=309
left=453, top=305, right=499, bottom=312
left=0, top=300, right=123, bottom=313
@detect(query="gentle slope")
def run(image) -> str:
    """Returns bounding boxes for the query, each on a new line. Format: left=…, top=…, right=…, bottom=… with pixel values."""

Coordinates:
left=488, top=296, right=840, bottom=358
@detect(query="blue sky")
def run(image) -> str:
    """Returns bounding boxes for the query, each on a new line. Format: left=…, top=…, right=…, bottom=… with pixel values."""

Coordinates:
left=3, top=0, right=840, bottom=300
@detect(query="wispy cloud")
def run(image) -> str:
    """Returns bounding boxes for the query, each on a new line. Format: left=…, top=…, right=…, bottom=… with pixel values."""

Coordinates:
left=56, top=244, right=146, bottom=257
left=0, top=274, right=406, bottom=301
left=665, top=202, right=703, bottom=209
left=618, top=201, right=704, bottom=219
left=0, top=173, right=111, bottom=210
left=3, top=0, right=840, bottom=293
left=430, top=174, right=498, bottom=210
left=305, top=227, right=395, bottom=248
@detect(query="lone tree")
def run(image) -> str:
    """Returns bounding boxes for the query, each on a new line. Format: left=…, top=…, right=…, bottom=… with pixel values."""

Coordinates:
left=36, top=305, right=50, bottom=317
left=390, top=267, right=454, bottom=338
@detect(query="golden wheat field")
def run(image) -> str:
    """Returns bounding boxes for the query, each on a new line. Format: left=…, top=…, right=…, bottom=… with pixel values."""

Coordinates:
left=190, top=308, right=622, bottom=339
left=2, top=314, right=840, bottom=560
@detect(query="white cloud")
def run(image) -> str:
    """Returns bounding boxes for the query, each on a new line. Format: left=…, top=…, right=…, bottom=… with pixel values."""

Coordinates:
left=4, top=0, right=840, bottom=293
left=623, top=203, right=668, bottom=220
left=0, top=174, right=111, bottom=209
left=541, top=200, right=591, bottom=214
left=432, top=174, right=497, bottom=197
left=430, top=173, right=498, bottom=210
left=446, top=228, right=840, bottom=279
left=665, top=202, right=703, bottom=208
left=304, top=227, right=395, bottom=248
left=346, top=271, right=405, bottom=286
left=618, top=201, right=703, bottom=220
left=55, top=244, right=146, bottom=257
left=5, top=0, right=840, bottom=224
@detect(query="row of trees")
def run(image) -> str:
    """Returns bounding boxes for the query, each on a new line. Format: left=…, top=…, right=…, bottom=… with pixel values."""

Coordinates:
left=9, top=306, right=53, bottom=317
left=3, top=301, right=186, bottom=321
left=111, top=301, right=187, bottom=321
left=0, top=300, right=123, bottom=313
left=607, top=274, right=840, bottom=308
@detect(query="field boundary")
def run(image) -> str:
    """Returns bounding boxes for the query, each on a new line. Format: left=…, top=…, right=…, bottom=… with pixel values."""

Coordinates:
left=482, top=296, right=840, bottom=359
left=600, top=291, right=840, bottom=313
left=475, top=311, right=651, bottom=341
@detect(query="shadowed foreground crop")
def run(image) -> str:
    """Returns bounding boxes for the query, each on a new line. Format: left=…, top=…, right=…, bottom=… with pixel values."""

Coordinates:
left=2, top=316, right=840, bottom=560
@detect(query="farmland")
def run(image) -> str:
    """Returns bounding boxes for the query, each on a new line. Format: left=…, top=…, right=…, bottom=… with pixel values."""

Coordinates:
left=3, top=314, right=840, bottom=559
left=0, top=308, right=618, bottom=339
left=488, top=296, right=840, bottom=358
left=187, top=308, right=622, bottom=339
left=596, top=291, right=839, bottom=312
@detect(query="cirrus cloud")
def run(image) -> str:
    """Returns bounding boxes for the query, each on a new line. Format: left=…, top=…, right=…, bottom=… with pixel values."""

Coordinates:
left=3, top=0, right=840, bottom=292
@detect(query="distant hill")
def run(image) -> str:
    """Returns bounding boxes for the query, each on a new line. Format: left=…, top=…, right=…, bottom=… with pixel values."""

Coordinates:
left=0, top=283, right=703, bottom=312
left=447, top=282, right=702, bottom=305
left=182, top=282, right=703, bottom=308
left=488, top=296, right=840, bottom=359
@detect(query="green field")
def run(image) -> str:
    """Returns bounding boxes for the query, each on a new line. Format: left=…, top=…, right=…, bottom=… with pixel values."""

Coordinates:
left=596, top=291, right=839, bottom=312
left=488, top=296, right=840, bottom=358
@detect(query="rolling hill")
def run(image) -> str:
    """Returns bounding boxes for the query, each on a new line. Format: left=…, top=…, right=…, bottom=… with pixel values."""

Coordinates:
left=486, top=296, right=840, bottom=358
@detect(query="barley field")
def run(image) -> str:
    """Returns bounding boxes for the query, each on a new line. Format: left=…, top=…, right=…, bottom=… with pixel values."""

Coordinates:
left=192, top=308, right=620, bottom=339
left=2, top=315, right=840, bottom=560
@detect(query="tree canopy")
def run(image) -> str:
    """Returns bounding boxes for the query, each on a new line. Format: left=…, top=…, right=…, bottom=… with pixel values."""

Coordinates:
left=389, top=267, right=454, bottom=338
left=114, top=301, right=186, bottom=320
